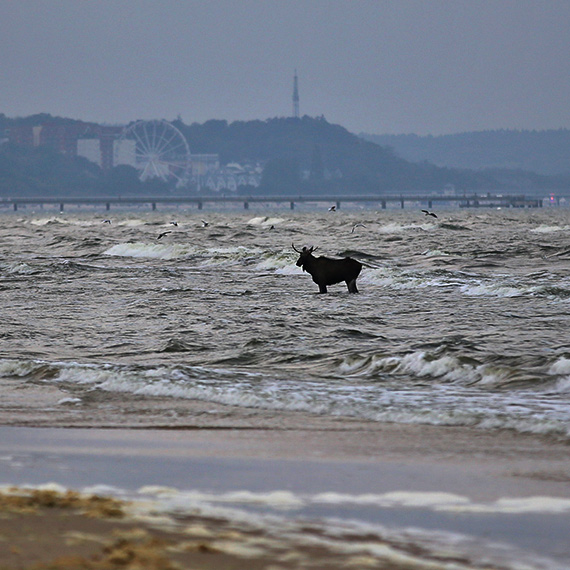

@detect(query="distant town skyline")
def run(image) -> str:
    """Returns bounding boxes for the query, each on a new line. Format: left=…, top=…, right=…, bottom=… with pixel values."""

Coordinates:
left=2, top=1, right=570, bottom=136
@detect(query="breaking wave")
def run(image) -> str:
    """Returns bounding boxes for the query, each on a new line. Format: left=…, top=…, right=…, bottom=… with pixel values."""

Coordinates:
left=530, top=224, right=570, bottom=233
left=103, top=242, right=266, bottom=264
left=247, top=216, right=285, bottom=227
left=2, top=349, right=570, bottom=440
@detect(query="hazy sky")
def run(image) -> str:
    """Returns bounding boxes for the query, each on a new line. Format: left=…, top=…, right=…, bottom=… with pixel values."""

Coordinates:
left=2, top=0, right=570, bottom=135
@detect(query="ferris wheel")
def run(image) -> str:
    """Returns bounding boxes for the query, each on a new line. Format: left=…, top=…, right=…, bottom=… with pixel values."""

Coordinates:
left=115, top=120, right=191, bottom=187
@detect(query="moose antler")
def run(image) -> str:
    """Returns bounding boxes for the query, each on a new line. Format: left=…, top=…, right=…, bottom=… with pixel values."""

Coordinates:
left=293, top=243, right=318, bottom=253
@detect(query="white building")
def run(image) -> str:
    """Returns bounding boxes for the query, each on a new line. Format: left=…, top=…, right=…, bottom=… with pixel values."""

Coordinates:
left=77, top=139, right=102, bottom=167
left=191, top=154, right=219, bottom=176
left=113, top=139, right=137, bottom=168
left=204, top=162, right=262, bottom=193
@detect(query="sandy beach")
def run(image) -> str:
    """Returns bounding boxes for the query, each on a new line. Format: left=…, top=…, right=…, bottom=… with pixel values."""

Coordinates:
left=1, top=405, right=570, bottom=569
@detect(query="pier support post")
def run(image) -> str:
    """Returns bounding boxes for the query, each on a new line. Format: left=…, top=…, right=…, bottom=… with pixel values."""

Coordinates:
left=290, top=201, right=295, bottom=210
left=400, top=199, right=405, bottom=209
left=244, top=201, right=249, bottom=210
left=198, top=202, right=203, bottom=210
left=152, top=202, right=156, bottom=211
left=336, top=201, right=341, bottom=210
left=428, top=200, right=432, bottom=208
left=106, top=203, right=110, bottom=211
left=381, top=200, right=386, bottom=209
left=13, top=203, right=17, bottom=211
left=59, top=203, right=64, bottom=212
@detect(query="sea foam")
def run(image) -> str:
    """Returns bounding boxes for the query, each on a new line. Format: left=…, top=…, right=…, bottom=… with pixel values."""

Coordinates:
left=103, top=242, right=197, bottom=260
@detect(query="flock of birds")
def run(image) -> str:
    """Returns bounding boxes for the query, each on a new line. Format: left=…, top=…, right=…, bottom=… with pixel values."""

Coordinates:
left=101, top=218, right=210, bottom=240
left=101, top=207, right=439, bottom=240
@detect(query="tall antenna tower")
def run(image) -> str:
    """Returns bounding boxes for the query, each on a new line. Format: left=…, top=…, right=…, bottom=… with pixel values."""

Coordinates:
left=292, top=70, right=300, bottom=118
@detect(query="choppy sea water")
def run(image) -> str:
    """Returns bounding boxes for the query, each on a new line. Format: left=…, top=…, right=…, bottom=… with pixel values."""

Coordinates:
left=1, top=206, right=569, bottom=438
left=1, top=204, right=570, bottom=569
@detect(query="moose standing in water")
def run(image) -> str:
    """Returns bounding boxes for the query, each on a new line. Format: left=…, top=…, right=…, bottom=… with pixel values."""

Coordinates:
left=293, top=244, right=362, bottom=293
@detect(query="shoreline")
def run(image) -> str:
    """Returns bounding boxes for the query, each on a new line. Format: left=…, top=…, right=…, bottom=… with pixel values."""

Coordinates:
left=1, top=414, right=570, bottom=568
left=1, top=417, right=569, bottom=499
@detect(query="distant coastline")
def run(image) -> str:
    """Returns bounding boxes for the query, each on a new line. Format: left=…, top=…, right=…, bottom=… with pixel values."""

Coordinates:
left=361, top=129, right=570, bottom=176
left=2, top=113, right=570, bottom=198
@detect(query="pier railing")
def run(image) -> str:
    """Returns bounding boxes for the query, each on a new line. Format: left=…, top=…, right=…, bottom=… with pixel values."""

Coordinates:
left=0, top=193, right=552, bottom=212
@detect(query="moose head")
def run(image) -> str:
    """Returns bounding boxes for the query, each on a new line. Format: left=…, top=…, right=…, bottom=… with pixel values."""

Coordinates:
left=292, top=244, right=318, bottom=268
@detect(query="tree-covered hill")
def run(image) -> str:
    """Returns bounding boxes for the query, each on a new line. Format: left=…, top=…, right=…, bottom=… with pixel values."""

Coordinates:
left=0, top=143, right=100, bottom=196
left=174, top=116, right=514, bottom=194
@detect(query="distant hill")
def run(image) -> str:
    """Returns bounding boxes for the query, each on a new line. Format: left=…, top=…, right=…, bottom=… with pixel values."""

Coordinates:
left=174, top=117, right=570, bottom=194
left=360, top=130, right=570, bottom=175
left=2, top=113, right=569, bottom=196
left=173, top=116, right=490, bottom=194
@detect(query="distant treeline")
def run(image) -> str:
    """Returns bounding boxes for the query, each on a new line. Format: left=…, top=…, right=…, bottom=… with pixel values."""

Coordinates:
left=360, top=130, right=570, bottom=176
left=1, top=112, right=570, bottom=197
left=173, top=116, right=492, bottom=194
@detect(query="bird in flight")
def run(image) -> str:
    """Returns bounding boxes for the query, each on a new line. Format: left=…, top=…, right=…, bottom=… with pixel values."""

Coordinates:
left=328, top=205, right=336, bottom=212
left=421, top=210, right=438, bottom=218
left=351, top=223, right=367, bottom=233
left=157, top=231, right=172, bottom=240
left=201, top=220, right=209, bottom=227
left=102, top=219, right=111, bottom=224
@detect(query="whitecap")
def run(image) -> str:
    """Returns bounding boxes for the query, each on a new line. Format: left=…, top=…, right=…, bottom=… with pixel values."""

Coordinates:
left=0, top=262, right=37, bottom=275
left=460, top=283, right=522, bottom=297
left=57, top=397, right=82, bottom=405
left=377, top=222, right=432, bottom=234
left=29, top=217, right=65, bottom=226
left=422, top=249, right=450, bottom=257
left=530, top=225, right=570, bottom=233
left=103, top=242, right=196, bottom=260
left=548, top=357, right=570, bottom=376
left=554, top=377, right=570, bottom=393
left=247, top=216, right=284, bottom=227
left=255, top=251, right=298, bottom=271
left=362, top=267, right=434, bottom=289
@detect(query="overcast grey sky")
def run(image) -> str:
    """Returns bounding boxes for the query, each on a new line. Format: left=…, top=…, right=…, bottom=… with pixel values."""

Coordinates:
left=2, top=0, right=570, bottom=135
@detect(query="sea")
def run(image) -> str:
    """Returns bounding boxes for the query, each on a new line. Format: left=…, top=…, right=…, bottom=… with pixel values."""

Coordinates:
left=1, top=203, right=570, bottom=568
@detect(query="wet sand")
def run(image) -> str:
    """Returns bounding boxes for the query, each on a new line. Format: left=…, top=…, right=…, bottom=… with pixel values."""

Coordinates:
left=1, top=412, right=570, bottom=568
left=1, top=392, right=570, bottom=500
left=1, top=421, right=570, bottom=499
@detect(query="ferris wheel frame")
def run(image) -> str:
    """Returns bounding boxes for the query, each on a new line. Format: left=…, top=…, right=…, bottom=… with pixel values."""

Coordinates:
left=116, top=119, right=192, bottom=187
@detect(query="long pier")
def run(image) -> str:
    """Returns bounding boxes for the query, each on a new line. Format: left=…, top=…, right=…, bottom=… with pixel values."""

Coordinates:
left=0, top=193, right=550, bottom=212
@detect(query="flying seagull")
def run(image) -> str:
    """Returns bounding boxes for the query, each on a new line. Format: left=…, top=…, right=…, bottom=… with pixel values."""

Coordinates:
left=157, top=231, right=172, bottom=240
left=102, top=219, right=111, bottom=224
left=351, top=223, right=367, bottom=233
left=201, top=220, right=209, bottom=227
left=170, top=221, right=179, bottom=226
left=421, top=209, right=438, bottom=218
left=328, top=205, right=336, bottom=212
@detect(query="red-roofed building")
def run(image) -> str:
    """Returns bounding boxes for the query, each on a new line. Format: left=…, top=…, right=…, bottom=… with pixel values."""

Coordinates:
left=7, top=122, right=124, bottom=170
